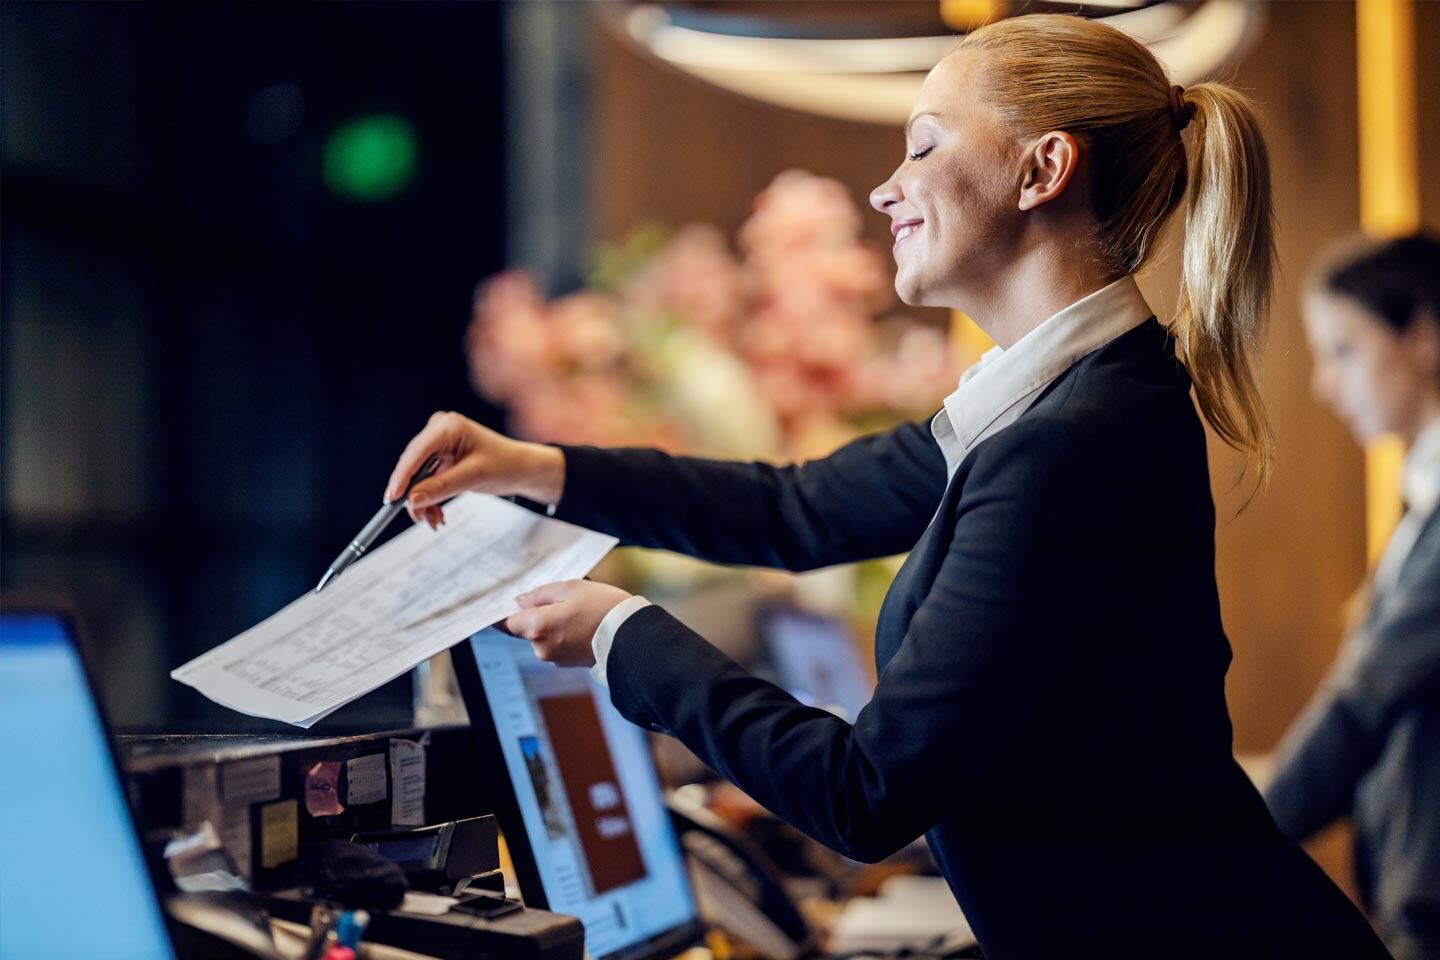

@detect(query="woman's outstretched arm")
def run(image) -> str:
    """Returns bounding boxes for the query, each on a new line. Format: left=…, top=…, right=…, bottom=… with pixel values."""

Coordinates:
left=594, top=415, right=1097, bottom=858
left=547, top=418, right=947, bottom=571
left=387, top=410, right=949, bottom=574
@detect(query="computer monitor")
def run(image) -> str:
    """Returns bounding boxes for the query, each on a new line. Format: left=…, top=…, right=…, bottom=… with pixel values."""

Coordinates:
left=452, top=627, right=702, bottom=960
left=756, top=607, right=873, bottom=723
left=0, top=606, right=178, bottom=960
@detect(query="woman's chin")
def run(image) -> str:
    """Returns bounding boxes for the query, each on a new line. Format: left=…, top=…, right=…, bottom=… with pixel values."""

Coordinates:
left=1349, top=417, right=1384, bottom=446
left=893, top=276, right=925, bottom=307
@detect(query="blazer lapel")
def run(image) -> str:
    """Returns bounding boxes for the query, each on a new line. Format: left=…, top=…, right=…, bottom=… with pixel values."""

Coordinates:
left=874, top=319, right=1173, bottom=669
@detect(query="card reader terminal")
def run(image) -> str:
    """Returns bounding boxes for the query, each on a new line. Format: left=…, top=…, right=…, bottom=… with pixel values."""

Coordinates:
left=352, top=815, right=500, bottom=896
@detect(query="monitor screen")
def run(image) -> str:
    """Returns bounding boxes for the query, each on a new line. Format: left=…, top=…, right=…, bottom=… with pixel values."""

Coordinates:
left=0, top=611, right=176, bottom=960
left=759, top=609, right=873, bottom=723
left=463, top=627, right=698, bottom=960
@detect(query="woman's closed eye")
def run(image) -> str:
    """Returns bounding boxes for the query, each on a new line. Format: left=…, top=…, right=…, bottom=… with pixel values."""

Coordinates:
left=907, top=146, right=934, bottom=162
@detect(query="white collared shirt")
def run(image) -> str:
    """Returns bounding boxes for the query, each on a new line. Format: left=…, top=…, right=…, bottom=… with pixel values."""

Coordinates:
left=588, top=274, right=1155, bottom=685
left=1374, top=417, right=1440, bottom=592
left=930, top=274, right=1155, bottom=479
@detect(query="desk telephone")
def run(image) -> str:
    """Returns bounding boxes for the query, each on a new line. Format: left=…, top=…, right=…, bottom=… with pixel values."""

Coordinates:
left=666, top=796, right=817, bottom=959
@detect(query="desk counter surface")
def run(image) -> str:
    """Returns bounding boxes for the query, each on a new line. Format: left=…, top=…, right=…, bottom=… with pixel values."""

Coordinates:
left=118, top=724, right=466, bottom=773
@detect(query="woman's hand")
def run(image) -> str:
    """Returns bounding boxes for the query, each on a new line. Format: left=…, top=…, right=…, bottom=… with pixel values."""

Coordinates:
left=385, top=411, right=565, bottom=528
left=503, top=580, right=633, bottom=668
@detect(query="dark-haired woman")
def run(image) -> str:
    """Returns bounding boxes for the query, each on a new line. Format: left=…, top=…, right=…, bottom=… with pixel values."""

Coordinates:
left=1268, top=232, right=1440, bottom=960
left=384, top=15, right=1388, bottom=958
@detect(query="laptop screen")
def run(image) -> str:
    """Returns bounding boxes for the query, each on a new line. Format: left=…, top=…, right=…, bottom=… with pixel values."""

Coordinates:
left=463, top=627, right=698, bottom=960
left=0, top=611, right=177, bottom=960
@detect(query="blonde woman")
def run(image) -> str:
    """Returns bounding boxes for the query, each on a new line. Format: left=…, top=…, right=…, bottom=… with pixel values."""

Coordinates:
left=387, top=15, right=1387, bottom=957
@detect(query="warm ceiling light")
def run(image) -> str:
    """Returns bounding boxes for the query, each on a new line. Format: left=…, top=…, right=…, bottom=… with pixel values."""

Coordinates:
left=605, top=1, right=1264, bottom=125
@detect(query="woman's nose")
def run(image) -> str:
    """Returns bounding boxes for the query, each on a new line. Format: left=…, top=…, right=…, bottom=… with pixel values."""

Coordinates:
left=870, top=176, right=901, bottom=213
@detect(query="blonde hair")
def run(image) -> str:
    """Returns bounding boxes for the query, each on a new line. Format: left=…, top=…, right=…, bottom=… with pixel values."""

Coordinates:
left=957, top=15, right=1276, bottom=482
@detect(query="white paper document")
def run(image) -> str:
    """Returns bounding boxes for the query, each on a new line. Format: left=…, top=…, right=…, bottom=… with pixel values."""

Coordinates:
left=830, top=875, right=975, bottom=952
left=172, top=493, right=617, bottom=727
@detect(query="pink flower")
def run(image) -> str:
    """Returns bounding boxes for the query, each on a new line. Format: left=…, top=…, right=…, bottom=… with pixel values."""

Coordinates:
left=738, top=170, right=864, bottom=259
left=796, top=311, right=872, bottom=372
left=630, top=223, right=745, bottom=343
left=467, top=270, right=553, bottom=403
left=548, top=292, right=624, bottom=371
left=844, top=323, right=957, bottom=414
left=509, top=376, right=622, bottom=447
left=753, top=364, right=833, bottom=429
left=465, top=167, right=955, bottom=460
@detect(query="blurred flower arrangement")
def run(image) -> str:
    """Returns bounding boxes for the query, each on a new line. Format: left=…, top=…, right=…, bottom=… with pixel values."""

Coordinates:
left=465, top=169, right=957, bottom=465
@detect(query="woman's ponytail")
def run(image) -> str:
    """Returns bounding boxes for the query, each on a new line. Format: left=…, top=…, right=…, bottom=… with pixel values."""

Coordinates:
left=1172, top=83, right=1277, bottom=483
left=959, top=15, right=1278, bottom=486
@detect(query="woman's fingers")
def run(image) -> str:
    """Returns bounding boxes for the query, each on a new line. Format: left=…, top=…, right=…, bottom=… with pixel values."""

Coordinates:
left=504, top=606, right=550, bottom=642
left=515, top=580, right=579, bottom=609
left=402, top=484, right=448, bottom=527
left=504, top=600, right=572, bottom=662
left=502, top=580, right=616, bottom=668
left=386, top=411, right=532, bottom=519
left=406, top=475, right=452, bottom=510
left=385, top=411, right=464, bottom=502
left=386, top=430, right=439, bottom=501
left=406, top=456, right=497, bottom=515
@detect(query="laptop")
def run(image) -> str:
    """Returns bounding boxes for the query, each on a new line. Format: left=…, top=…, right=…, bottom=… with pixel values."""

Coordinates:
left=0, top=604, right=179, bottom=960
left=451, top=627, right=703, bottom=960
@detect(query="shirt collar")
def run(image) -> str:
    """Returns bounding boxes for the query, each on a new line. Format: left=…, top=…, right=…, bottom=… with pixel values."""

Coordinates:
left=942, top=274, right=1154, bottom=450
left=1403, top=416, right=1440, bottom=517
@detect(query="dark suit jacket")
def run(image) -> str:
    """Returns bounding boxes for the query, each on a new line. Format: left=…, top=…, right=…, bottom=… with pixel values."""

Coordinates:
left=549, top=319, right=1389, bottom=958
left=1267, top=502, right=1440, bottom=959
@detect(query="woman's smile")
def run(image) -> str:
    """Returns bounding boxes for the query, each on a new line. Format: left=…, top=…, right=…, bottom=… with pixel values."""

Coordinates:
left=892, top=218, right=924, bottom=248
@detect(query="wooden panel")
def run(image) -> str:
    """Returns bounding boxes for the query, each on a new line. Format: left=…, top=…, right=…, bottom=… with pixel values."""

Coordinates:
left=1420, top=0, right=1440, bottom=230
left=1211, top=2, right=1368, bottom=755
left=1213, top=0, right=1437, bottom=755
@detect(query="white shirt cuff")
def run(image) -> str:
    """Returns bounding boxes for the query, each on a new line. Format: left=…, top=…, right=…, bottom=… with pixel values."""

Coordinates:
left=591, top=595, right=651, bottom=687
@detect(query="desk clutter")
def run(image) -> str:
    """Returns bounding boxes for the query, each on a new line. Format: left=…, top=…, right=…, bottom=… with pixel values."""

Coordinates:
left=123, top=725, right=589, bottom=960
left=2, top=605, right=975, bottom=960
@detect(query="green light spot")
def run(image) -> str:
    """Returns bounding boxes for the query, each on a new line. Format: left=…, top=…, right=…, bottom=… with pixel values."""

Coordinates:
left=323, top=115, right=418, bottom=201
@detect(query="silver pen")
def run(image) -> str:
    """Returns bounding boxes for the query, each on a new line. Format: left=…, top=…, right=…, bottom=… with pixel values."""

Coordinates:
left=315, top=453, right=442, bottom=592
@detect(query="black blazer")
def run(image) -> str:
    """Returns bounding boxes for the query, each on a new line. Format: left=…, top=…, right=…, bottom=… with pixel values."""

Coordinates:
left=549, top=319, right=1389, bottom=959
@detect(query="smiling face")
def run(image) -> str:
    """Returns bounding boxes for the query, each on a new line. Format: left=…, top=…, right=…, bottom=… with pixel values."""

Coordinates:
left=869, top=51, right=1023, bottom=309
left=1303, top=288, right=1440, bottom=444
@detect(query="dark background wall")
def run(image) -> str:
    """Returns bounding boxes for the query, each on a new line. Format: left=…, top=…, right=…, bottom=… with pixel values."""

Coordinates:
left=1, top=2, right=508, bottom=731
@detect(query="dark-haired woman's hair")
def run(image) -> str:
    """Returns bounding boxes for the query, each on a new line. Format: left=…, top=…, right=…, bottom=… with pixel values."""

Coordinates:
left=1312, top=231, right=1440, bottom=334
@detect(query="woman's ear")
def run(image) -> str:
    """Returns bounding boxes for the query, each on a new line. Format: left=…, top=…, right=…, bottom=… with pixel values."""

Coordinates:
left=1017, top=131, right=1081, bottom=212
